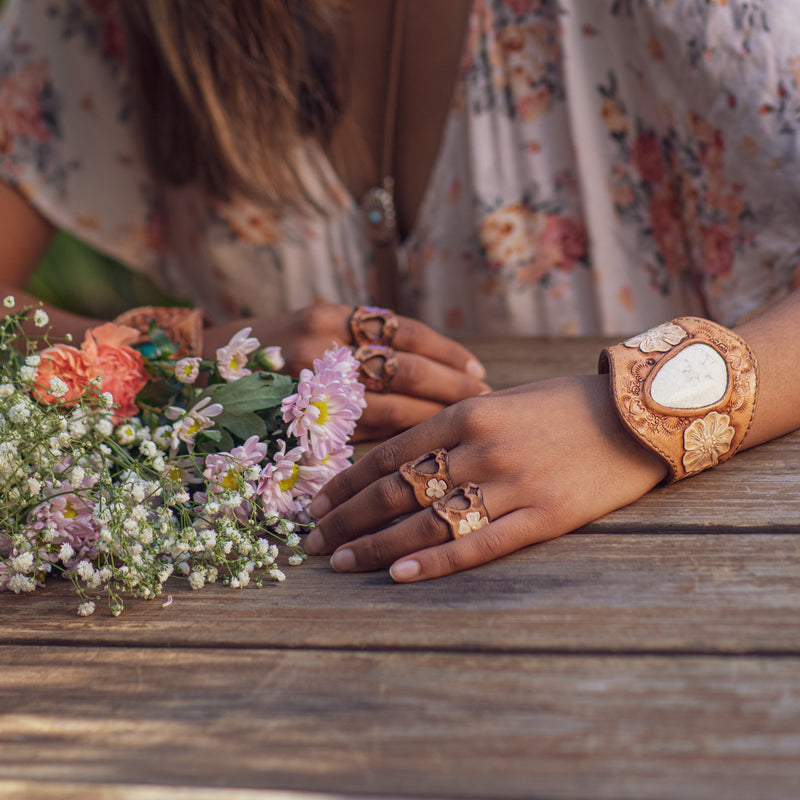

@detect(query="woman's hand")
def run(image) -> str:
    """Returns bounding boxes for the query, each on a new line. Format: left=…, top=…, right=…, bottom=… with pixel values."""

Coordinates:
left=304, top=374, right=668, bottom=581
left=206, top=303, right=491, bottom=440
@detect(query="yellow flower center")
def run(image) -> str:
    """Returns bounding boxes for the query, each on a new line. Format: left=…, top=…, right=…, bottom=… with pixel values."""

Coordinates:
left=311, top=400, right=329, bottom=425
left=221, top=469, right=239, bottom=491
left=167, top=465, right=183, bottom=483
left=279, top=463, right=300, bottom=493
left=185, top=418, right=202, bottom=437
left=63, top=502, right=77, bottom=520
left=228, top=354, right=242, bottom=371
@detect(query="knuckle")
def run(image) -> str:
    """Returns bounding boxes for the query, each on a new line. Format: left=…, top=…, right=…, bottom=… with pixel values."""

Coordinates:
left=398, top=316, right=423, bottom=348
left=373, top=475, right=407, bottom=509
left=371, top=439, right=406, bottom=477
left=358, top=534, right=394, bottom=568
left=317, top=511, right=349, bottom=550
left=295, top=304, right=341, bottom=337
left=326, top=465, right=360, bottom=506
left=450, top=397, right=487, bottom=438
left=437, top=543, right=466, bottom=576
left=398, top=354, right=424, bottom=388
left=475, top=524, right=508, bottom=561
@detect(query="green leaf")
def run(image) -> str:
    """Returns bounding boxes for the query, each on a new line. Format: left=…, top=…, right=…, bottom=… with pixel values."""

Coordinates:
left=198, top=372, right=295, bottom=415
left=195, top=372, right=295, bottom=453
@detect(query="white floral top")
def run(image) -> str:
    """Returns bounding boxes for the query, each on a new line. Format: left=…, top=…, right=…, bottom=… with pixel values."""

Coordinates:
left=2, top=0, right=799, bottom=336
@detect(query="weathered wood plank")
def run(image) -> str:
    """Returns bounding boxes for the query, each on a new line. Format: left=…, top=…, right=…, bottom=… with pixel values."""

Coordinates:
left=0, top=783, right=343, bottom=800
left=582, top=432, right=800, bottom=533
left=2, top=646, right=799, bottom=800
left=3, top=534, right=800, bottom=653
left=463, top=335, right=616, bottom=388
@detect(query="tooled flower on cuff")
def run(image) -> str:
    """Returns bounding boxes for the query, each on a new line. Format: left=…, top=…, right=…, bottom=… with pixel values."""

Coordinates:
left=624, top=322, right=688, bottom=353
left=682, top=411, right=736, bottom=473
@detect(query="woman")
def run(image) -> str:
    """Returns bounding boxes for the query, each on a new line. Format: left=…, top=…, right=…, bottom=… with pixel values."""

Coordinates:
left=0, top=0, right=491, bottom=441
left=2, top=0, right=799, bottom=579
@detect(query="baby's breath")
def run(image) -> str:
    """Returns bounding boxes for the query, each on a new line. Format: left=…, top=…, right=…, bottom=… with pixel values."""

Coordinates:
left=1, top=305, right=363, bottom=616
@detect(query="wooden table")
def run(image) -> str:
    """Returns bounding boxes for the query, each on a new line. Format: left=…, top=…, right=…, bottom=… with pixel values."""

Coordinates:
left=3, top=337, right=800, bottom=800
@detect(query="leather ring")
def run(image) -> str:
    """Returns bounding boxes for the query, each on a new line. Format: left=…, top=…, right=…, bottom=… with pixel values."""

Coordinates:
left=349, top=305, right=399, bottom=347
left=354, top=344, right=398, bottom=393
left=432, top=482, right=491, bottom=540
left=399, top=448, right=453, bottom=508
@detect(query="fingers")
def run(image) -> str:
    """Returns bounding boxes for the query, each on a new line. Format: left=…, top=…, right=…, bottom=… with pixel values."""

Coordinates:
left=387, top=351, right=491, bottom=403
left=387, top=509, right=551, bottom=582
left=306, top=442, right=473, bottom=554
left=308, top=405, right=465, bottom=519
left=352, top=393, right=446, bottom=441
left=323, top=479, right=531, bottom=574
left=393, top=315, right=486, bottom=379
left=290, top=303, right=487, bottom=379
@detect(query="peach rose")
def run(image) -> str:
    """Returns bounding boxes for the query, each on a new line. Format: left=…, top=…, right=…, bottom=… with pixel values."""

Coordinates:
left=81, top=324, right=149, bottom=420
left=34, top=323, right=149, bottom=421
left=33, top=344, right=101, bottom=406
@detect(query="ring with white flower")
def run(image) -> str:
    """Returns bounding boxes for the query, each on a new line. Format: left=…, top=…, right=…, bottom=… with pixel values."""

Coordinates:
left=399, top=448, right=454, bottom=507
left=431, top=482, right=491, bottom=540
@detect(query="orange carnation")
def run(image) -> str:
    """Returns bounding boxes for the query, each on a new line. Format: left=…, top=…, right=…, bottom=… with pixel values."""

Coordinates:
left=33, top=323, right=149, bottom=421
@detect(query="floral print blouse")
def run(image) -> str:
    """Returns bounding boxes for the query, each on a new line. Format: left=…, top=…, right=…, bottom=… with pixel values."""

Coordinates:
left=1, top=0, right=799, bottom=336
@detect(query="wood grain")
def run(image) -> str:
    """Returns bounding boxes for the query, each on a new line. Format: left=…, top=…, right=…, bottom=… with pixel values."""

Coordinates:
left=5, top=336, right=799, bottom=800
left=2, top=645, right=800, bottom=800
left=3, top=533, right=800, bottom=653
left=0, top=783, right=335, bottom=800
left=463, top=335, right=617, bottom=387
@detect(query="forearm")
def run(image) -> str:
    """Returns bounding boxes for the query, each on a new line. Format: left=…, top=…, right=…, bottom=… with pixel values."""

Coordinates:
left=736, top=290, right=800, bottom=448
left=1, top=285, right=105, bottom=342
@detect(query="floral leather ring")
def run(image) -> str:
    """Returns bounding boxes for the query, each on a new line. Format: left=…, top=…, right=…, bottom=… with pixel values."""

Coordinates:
left=354, top=344, right=399, bottom=393
left=598, top=316, right=759, bottom=482
left=349, top=306, right=399, bottom=348
left=432, top=482, right=491, bottom=540
left=399, top=448, right=454, bottom=507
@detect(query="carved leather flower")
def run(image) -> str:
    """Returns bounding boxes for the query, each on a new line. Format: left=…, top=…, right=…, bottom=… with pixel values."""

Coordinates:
left=624, top=322, right=688, bottom=353
left=425, top=478, right=449, bottom=500
left=682, top=411, right=735, bottom=473
left=457, top=511, right=490, bottom=537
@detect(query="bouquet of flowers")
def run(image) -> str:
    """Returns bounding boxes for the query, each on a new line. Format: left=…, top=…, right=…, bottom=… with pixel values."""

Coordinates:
left=0, top=298, right=365, bottom=616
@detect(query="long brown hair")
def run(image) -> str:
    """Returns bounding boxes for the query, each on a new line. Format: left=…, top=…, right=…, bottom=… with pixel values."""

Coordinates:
left=118, top=0, right=346, bottom=208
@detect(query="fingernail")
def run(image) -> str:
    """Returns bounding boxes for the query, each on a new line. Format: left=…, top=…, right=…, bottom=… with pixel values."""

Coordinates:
left=308, top=493, right=331, bottom=518
left=479, top=384, right=492, bottom=395
left=305, top=529, right=324, bottom=555
left=466, top=358, right=486, bottom=380
left=390, top=559, right=421, bottom=581
left=330, top=548, right=356, bottom=572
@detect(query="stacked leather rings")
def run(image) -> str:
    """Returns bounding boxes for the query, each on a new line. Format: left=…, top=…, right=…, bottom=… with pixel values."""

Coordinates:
left=399, top=448, right=491, bottom=540
left=350, top=306, right=400, bottom=393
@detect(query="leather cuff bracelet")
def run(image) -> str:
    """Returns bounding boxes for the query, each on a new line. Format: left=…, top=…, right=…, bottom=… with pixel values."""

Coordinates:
left=598, top=316, right=759, bottom=482
left=113, top=306, right=209, bottom=359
